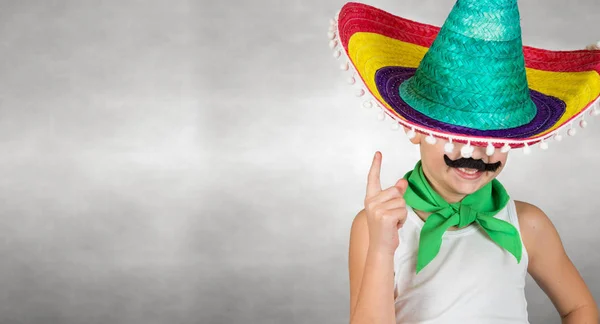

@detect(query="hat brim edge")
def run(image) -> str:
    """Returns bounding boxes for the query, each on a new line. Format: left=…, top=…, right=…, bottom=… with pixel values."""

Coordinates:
left=331, top=2, right=600, bottom=150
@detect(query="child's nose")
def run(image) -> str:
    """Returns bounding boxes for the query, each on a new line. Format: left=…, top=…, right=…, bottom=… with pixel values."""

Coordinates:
left=467, top=144, right=487, bottom=160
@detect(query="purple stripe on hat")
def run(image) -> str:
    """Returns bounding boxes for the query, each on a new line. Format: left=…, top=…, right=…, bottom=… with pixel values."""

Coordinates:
left=375, top=66, right=566, bottom=138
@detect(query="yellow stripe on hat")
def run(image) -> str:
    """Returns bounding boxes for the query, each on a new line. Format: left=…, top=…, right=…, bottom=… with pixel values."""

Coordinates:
left=348, top=33, right=427, bottom=121
left=526, top=69, right=600, bottom=135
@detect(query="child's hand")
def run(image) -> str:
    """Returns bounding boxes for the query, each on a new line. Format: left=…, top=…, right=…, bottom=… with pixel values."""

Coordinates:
left=363, top=152, right=409, bottom=256
left=585, top=41, right=600, bottom=50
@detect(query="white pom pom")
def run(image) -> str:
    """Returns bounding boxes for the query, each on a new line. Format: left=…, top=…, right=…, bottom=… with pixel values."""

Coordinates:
left=567, top=128, right=576, bottom=136
left=580, top=120, right=588, bottom=128
left=328, top=40, right=337, bottom=49
left=586, top=41, right=600, bottom=50
left=460, top=150, right=472, bottom=159
left=340, top=62, right=349, bottom=71
left=362, top=100, right=373, bottom=109
left=593, top=108, right=600, bottom=116
left=540, top=141, right=549, bottom=150
left=328, top=31, right=336, bottom=40
left=330, top=18, right=336, bottom=26
left=333, top=50, right=341, bottom=58
left=523, top=143, right=531, bottom=155
left=486, top=142, right=495, bottom=156
left=444, top=141, right=455, bottom=153
left=407, top=129, right=416, bottom=139
left=461, top=143, right=474, bottom=158
left=329, top=24, right=336, bottom=32
left=425, top=134, right=437, bottom=145
left=377, top=111, right=385, bottom=121
left=355, top=89, right=365, bottom=97
left=554, top=133, right=563, bottom=142
left=500, top=143, right=511, bottom=153
left=391, top=122, right=400, bottom=131
left=347, top=76, right=356, bottom=85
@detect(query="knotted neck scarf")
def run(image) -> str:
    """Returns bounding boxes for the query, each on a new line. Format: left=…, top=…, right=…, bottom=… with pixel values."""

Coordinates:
left=402, top=161, right=522, bottom=273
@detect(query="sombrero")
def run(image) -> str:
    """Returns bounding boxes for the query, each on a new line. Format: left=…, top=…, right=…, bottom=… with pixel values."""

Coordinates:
left=328, top=0, right=600, bottom=157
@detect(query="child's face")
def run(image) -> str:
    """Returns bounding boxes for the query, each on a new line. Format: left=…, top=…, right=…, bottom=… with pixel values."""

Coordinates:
left=407, top=130, right=508, bottom=202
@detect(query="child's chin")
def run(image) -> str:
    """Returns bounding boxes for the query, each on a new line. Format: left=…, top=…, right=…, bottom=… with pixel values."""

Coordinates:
left=450, top=179, right=486, bottom=196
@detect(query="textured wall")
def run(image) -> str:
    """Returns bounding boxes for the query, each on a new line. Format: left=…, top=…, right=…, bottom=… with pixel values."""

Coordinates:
left=0, top=0, right=598, bottom=323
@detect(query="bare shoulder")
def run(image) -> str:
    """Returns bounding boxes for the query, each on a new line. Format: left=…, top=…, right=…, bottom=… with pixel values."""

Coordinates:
left=513, top=200, right=560, bottom=262
left=513, top=202, right=598, bottom=319
left=514, top=200, right=554, bottom=232
left=514, top=200, right=547, bottom=221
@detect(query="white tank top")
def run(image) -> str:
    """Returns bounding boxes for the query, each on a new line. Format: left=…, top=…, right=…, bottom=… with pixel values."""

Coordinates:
left=393, top=199, right=530, bottom=324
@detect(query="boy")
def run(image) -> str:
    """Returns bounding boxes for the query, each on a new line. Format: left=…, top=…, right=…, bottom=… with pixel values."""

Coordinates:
left=328, top=0, right=600, bottom=323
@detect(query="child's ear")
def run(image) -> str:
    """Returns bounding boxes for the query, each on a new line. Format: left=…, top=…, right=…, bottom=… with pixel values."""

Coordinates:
left=402, top=126, right=422, bottom=145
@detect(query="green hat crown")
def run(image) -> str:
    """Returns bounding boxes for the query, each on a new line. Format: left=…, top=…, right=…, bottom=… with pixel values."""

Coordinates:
left=399, top=0, right=537, bottom=130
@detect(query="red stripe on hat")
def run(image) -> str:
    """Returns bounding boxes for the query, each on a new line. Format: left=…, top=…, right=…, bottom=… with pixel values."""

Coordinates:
left=338, top=2, right=437, bottom=50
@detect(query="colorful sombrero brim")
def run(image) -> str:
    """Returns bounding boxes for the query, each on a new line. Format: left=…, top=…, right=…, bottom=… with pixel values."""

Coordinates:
left=329, top=2, right=600, bottom=150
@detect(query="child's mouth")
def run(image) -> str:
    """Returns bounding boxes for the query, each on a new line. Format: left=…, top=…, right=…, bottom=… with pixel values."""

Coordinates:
left=454, top=167, right=483, bottom=179
left=458, top=167, right=479, bottom=174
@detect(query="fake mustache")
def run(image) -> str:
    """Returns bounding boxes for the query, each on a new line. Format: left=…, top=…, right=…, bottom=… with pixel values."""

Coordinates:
left=444, top=155, right=502, bottom=172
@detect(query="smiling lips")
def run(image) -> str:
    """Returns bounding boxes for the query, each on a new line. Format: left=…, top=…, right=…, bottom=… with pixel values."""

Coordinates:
left=454, top=167, right=483, bottom=180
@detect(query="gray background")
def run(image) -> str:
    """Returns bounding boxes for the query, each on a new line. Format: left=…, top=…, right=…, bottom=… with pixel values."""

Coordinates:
left=0, top=0, right=598, bottom=323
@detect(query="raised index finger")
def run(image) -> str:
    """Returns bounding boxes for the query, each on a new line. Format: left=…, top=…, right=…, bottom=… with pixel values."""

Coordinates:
left=366, top=151, right=382, bottom=198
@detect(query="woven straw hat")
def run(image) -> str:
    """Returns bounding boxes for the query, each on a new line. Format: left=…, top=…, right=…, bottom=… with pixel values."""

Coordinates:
left=328, top=0, right=600, bottom=157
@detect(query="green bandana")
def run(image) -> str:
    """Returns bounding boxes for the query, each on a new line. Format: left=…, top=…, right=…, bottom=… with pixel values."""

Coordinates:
left=402, top=161, right=522, bottom=273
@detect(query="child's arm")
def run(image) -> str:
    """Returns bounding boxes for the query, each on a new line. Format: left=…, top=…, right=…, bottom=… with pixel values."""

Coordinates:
left=516, top=201, right=599, bottom=324
left=348, top=152, right=409, bottom=324
left=349, top=210, right=396, bottom=324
